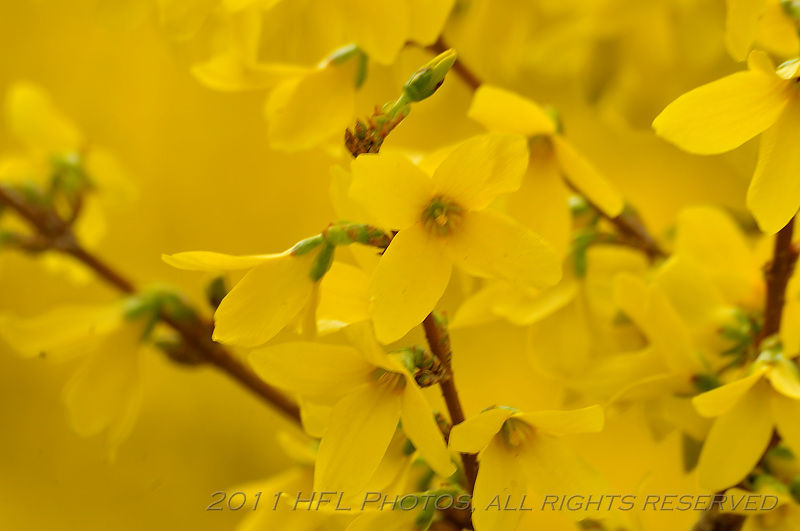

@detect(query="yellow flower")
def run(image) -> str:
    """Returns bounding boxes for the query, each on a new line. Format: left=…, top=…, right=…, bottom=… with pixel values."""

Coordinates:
left=692, top=346, right=800, bottom=492
left=349, top=133, right=561, bottom=343
left=467, top=85, right=624, bottom=260
left=652, top=51, right=800, bottom=234
left=449, top=405, right=606, bottom=531
left=0, top=303, right=145, bottom=460
left=724, top=0, right=799, bottom=62
left=163, top=246, right=320, bottom=348
left=248, top=326, right=456, bottom=494
left=0, top=81, right=135, bottom=281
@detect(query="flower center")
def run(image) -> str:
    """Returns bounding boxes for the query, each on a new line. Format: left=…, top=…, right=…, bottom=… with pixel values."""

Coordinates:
left=421, top=195, right=464, bottom=237
left=374, top=368, right=406, bottom=392
left=501, top=418, right=536, bottom=448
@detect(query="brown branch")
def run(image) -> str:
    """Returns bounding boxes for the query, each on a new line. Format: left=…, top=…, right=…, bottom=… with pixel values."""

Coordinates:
left=427, top=37, right=481, bottom=91
left=758, top=217, right=797, bottom=344
left=422, top=313, right=478, bottom=496
left=0, top=183, right=301, bottom=424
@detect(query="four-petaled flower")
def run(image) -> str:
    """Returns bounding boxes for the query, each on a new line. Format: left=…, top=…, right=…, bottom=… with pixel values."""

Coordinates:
left=350, top=133, right=562, bottom=343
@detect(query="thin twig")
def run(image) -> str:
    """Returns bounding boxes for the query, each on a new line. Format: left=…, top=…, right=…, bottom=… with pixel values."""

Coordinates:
left=758, top=217, right=797, bottom=344
left=422, top=313, right=478, bottom=495
left=0, top=183, right=301, bottom=424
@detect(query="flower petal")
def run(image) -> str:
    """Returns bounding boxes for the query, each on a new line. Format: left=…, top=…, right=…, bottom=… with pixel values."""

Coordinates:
left=693, top=367, right=767, bottom=417
left=156, top=0, right=217, bottom=40
left=520, top=433, right=608, bottom=497
left=400, top=382, right=456, bottom=478
left=431, top=133, right=529, bottom=210
left=213, top=253, right=315, bottom=347
left=343, top=0, right=408, bottom=65
left=6, top=81, right=82, bottom=153
left=772, top=393, right=800, bottom=460
left=248, top=342, right=374, bottom=399
left=724, top=0, right=768, bottom=61
left=0, top=304, right=121, bottom=362
left=314, top=383, right=401, bottom=493
left=62, top=321, right=143, bottom=459
left=350, top=152, right=434, bottom=229
left=766, top=358, right=800, bottom=399
left=444, top=210, right=561, bottom=292
left=552, top=135, right=624, bottom=217
left=449, top=408, right=514, bottom=454
left=407, top=0, right=455, bottom=45
left=652, top=70, right=789, bottom=154
left=696, top=380, right=773, bottom=491
left=468, top=85, right=556, bottom=137
left=369, top=224, right=452, bottom=344
left=265, top=61, right=356, bottom=152
left=162, top=251, right=277, bottom=271
left=515, top=405, right=604, bottom=435
left=317, top=261, right=370, bottom=335
left=746, top=97, right=800, bottom=234
left=472, top=437, right=527, bottom=531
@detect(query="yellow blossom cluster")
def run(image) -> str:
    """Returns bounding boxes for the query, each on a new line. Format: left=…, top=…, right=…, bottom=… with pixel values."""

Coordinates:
left=2, top=1, right=800, bottom=531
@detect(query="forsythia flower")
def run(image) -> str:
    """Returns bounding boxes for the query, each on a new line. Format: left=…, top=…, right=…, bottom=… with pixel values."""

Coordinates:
left=350, top=133, right=561, bottom=343
left=652, top=51, right=800, bottom=234
left=0, top=303, right=146, bottom=459
left=248, top=326, right=456, bottom=494
left=163, top=244, right=321, bottom=348
left=692, top=344, right=800, bottom=492
left=468, top=85, right=624, bottom=260
left=449, top=405, right=607, bottom=531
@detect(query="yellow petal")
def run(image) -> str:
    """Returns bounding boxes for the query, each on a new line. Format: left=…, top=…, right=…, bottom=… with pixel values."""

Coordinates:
left=343, top=0, right=408, bottom=65
left=449, top=408, right=513, bottom=454
left=645, top=284, right=704, bottom=374
left=62, top=321, right=143, bottom=458
left=652, top=70, right=789, bottom=154
left=0, top=304, right=121, bottom=362
left=693, top=367, right=767, bottom=417
left=400, top=382, right=456, bottom=479
left=156, top=0, right=217, bottom=40
left=467, top=85, right=556, bottom=137
left=747, top=97, right=800, bottom=234
left=314, top=383, right=400, bottom=492
left=772, top=393, right=800, bottom=460
left=520, top=433, right=608, bottom=497
left=248, top=342, right=373, bottom=399
left=675, top=206, right=759, bottom=303
left=369, top=224, right=452, bottom=344
left=350, top=152, right=434, bottom=229
left=696, top=380, right=773, bottom=492
left=5, top=81, right=82, bottom=153
left=724, top=0, right=768, bottom=61
left=507, top=157, right=572, bottom=261
left=431, top=133, right=529, bottom=210
left=492, top=274, right=578, bottom=326
left=552, top=135, right=623, bottom=217
left=317, top=261, right=370, bottom=335
left=767, top=358, right=800, bottom=399
left=213, top=253, right=315, bottom=347
left=265, top=61, right=356, bottom=152
left=515, top=405, right=604, bottom=435
left=193, top=54, right=308, bottom=91
left=472, top=436, right=527, bottom=531
left=407, top=0, right=455, bottom=45
left=162, top=251, right=277, bottom=271
left=444, top=210, right=561, bottom=292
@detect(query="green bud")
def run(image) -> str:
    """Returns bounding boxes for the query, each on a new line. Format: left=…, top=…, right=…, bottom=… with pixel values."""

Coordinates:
left=322, top=222, right=392, bottom=248
left=402, top=49, right=457, bottom=103
left=309, top=243, right=335, bottom=281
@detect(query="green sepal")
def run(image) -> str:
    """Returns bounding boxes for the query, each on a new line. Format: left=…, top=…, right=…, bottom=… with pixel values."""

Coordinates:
left=309, top=243, right=335, bottom=281
left=291, top=234, right=325, bottom=256
left=123, top=286, right=198, bottom=340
